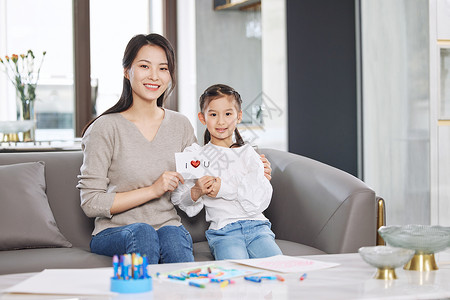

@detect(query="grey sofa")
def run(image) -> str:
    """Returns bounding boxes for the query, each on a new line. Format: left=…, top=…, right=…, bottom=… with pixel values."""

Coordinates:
left=0, top=149, right=378, bottom=275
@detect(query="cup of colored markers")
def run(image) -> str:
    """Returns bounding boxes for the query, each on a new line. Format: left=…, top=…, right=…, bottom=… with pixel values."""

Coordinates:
left=110, top=253, right=153, bottom=294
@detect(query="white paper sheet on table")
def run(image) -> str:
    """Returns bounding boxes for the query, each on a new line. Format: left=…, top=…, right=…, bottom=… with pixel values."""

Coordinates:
left=4, top=268, right=116, bottom=296
left=231, top=255, right=340, bottom=273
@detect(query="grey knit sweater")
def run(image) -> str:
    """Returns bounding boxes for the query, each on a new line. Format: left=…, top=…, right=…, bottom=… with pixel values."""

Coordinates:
left=77, top=110, right=196, bottom=235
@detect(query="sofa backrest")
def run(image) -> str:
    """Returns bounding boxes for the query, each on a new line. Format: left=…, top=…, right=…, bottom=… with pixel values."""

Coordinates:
left=0, top=150, right=211, bottom=248
left=260, top=148, right=377, bottom=253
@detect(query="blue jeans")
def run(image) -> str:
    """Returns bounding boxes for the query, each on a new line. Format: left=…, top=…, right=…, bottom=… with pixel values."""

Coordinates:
left=90, top=223, right=194, bottom=264
left=205, top=220, right=282, bottom=260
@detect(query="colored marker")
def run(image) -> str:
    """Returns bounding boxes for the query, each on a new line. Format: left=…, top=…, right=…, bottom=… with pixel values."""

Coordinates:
left=275, top=275, right=285, bottom=282
left=142, top=256, right=149, bottom=278
left=300, top=273, right=307, bottom=281
left=244, top=276, right=262, bottom=283
left=112, top=255, right=119, bottom=279
left=168, top=275, right=186, bottom=281
left=189, top=281, right=206, bottom=288
left=220, top=280, right=229, bottom=288
left=133, top=256, right=140, bottom=279
left=123, top=254, right=131, bottom=280
left=188, top=268, right=202, bottom=274
left=260, top=276, right=277, bottom=280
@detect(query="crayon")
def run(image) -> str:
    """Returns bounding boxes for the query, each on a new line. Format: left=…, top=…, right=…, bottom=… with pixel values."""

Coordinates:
left=300, top=273, right=307, bottom=281
left=276, top=275, right=285, bottom=282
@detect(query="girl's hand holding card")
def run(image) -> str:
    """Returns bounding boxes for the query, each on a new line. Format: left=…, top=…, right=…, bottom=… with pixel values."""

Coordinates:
left=206, top=177, right=221, bottom=198
left=191, top=176, right=216, bottom=201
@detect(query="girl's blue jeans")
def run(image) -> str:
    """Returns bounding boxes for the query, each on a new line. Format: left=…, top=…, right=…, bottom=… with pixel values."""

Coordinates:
left=205, top=220, right=282, bottom=260
left=90, top=223, right=194, bottom=264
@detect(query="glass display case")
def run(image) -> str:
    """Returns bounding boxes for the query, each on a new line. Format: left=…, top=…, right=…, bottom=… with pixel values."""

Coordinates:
left=440, top=45, right=450, bottom=120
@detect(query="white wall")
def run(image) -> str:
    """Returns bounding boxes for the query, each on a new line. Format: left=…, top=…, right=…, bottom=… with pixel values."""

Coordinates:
left=362, top=0, right=430, bottom=225
left=177, top=0, right=198, bottom=134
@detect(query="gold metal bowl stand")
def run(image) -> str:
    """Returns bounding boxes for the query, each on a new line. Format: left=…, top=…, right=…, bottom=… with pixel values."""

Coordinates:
left=374, top=268, right=397, bottom=280
left=404, top=253, right=438, bottom=271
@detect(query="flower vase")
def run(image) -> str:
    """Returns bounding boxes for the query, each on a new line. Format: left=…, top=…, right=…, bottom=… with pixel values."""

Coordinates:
left=16, top=94, right=36, bottom=142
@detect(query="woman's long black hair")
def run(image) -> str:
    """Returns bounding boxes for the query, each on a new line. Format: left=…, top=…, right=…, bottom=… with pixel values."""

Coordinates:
left=199, top=84, right=245, bottom=148
left=82, top=33, right=176, bottom=136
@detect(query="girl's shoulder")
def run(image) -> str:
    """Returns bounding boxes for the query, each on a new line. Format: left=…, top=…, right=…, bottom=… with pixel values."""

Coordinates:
left=231, top=143, right=256, bottom=154
left=237, top=144, right=262, bottom=162
left=183, top=142, right=202, bottom=152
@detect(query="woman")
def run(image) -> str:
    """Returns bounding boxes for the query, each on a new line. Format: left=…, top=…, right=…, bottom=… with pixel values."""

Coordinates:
left=77, top=34, right=195, bottom=264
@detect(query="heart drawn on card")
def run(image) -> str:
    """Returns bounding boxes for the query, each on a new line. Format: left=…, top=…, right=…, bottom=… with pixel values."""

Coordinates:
left=191, top=160, right=200, bottom=168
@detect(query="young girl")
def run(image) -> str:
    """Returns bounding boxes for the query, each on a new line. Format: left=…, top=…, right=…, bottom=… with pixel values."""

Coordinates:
left=171, top=84, right=282, bottom=260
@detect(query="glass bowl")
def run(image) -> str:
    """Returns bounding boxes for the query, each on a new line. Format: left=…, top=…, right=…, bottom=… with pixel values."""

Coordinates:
left=359, top=246, right=415, bottom=280
left=359, top=246, right=415, bottom=269
left=378, top=225, right=450, bottom=254
left=0, top=120, right=35, bottom=133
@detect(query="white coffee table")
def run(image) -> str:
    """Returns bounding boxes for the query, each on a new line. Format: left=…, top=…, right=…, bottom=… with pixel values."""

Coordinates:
left=1, top=252, right=450, bottom=300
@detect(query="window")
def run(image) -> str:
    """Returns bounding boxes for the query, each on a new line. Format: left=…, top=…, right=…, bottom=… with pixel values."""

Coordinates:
left=0, top=0, right=74, bottom=141
left=0, top=0, right=151, bottom=141
left=90, top=0, right=149, bottom=116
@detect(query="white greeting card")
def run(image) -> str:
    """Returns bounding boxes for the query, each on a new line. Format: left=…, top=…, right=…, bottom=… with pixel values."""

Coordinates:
left=175, top=146, right=241, bottom=179
left=175, top=151, right=212, bottom=179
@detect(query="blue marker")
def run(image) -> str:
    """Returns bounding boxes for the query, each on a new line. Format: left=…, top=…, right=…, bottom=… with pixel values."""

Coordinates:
left=260, top=276, right=277, bottom=280
left=123, top=254, right=131, bottom=280
left=168, top=275, right=186, bottom=281
left=112, top=255, right=119, bottom=279
left=244, top=276, right=262, bottom=283
left=142, top=255, right=149, bottom=278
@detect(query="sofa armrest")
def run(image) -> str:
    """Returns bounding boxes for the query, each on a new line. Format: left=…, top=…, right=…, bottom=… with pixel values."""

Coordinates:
left=260, top=148, right=377, bottom=254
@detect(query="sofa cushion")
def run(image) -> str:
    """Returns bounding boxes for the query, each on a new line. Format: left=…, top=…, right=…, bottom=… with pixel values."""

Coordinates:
left=0, top=161, right=72, bottom=250
left=0, top=247, right=112, bottom=275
